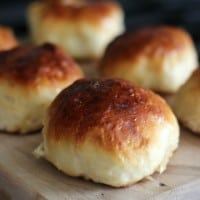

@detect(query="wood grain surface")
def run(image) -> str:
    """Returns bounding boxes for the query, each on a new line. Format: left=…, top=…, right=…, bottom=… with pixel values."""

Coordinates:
left=0, top=63, right=200, bottom=200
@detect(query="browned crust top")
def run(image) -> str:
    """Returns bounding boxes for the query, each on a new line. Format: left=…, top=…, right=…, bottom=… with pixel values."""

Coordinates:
left=37, top=0, right=122, bottom=23
left=47, top=78, right=173, bottom=152
left=100, top=26, right=194, bottom=71
left=0, top=43, right=83, bottom=86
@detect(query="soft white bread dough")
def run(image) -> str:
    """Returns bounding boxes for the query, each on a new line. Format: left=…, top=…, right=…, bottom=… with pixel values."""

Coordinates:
left=171, top=69, right=200, bottom=134
left=34, top=78, right=179, bottom=187
left=100, top=26, right=198, bottom=93
left=0, top=43, right=83, bottom=134
left=27, top=0, right=124, bottom=59
left=0, top=26, right=18, bottom=51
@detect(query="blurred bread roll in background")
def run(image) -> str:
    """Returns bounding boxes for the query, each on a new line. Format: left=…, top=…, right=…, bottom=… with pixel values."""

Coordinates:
left=0, top=43, right=83, bottom=134
left=34, top=78, right=179, bottom=187
left=27, top=0, right=124, bottom=60
left=100, top=26, right=198, bottom=93
left=0, top=26, right=18, bottom=51
left=170, top=69, right=200, bottom=134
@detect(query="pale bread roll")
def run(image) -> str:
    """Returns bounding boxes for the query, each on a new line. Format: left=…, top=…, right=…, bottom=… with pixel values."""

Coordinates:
left=27, top=0, right=124, bottom=59
left=171, top=69, right=200, bottom=134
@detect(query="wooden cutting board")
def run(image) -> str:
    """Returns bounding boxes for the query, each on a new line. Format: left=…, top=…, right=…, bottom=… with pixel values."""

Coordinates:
left=0, top=129, right=200, bottom=200
left=0, top=63, right=200, bottom=200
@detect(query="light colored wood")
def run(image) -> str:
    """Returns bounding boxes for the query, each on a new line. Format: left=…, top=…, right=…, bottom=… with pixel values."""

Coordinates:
left=0, top=129, right=200, bottom=200
left=0, top=62, right=200, bottom=199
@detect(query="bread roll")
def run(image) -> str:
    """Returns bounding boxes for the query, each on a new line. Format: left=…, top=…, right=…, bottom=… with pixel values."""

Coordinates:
left=0, top=43, right=83, bottom=134
left=27, top=0, right=124, bottom=59
left=100, top=26, right=198, bottom=93
left=171, top=69, right=200, bottom=134
left=34, top=78, right=179, bottom=187
left=0, top=26, right=18, bottom=51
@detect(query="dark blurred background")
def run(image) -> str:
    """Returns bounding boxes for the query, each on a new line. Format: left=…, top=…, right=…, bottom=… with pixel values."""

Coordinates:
left=0, top=0, right=200, bottom=53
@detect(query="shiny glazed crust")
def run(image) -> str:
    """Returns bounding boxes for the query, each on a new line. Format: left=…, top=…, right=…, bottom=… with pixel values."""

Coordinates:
left=47, top=79, right=173, bottom=147
left=0, top=43, right=83, bottom=87
left=35, top=78, right=179, bottom=187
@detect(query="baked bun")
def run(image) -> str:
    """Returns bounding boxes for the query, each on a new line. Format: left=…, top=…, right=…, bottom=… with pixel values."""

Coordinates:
left=27, top=0, right=124, bottom=59
left=171, top=69, right=200, bottom=134
left=100, top=26, right=198, bottom=93
left=0, top=26, right=18, bottom=51
left=0, top=43, right=83, bottom=134
left=34, top=78, right=179, bottom=187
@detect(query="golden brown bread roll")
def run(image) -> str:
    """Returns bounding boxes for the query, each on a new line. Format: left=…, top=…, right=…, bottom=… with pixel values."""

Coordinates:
left=100, top=26, right=198, bottom=93
left=27, top=0, right=124, bottom=59
left=34, top=78, right=179, bottom=187
left=0, top=43, right=83, bottom=134
left=170, top=69, right=200, bottom=134
left=0, top=26, right=18, bottom=51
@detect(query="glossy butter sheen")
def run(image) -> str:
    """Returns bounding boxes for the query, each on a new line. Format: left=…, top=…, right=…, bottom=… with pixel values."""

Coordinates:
left=0, top=43, right=83, bottom=86
left=101, top=26, right=192, bottom=62
left=48, top=79, right=174, bottom=151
